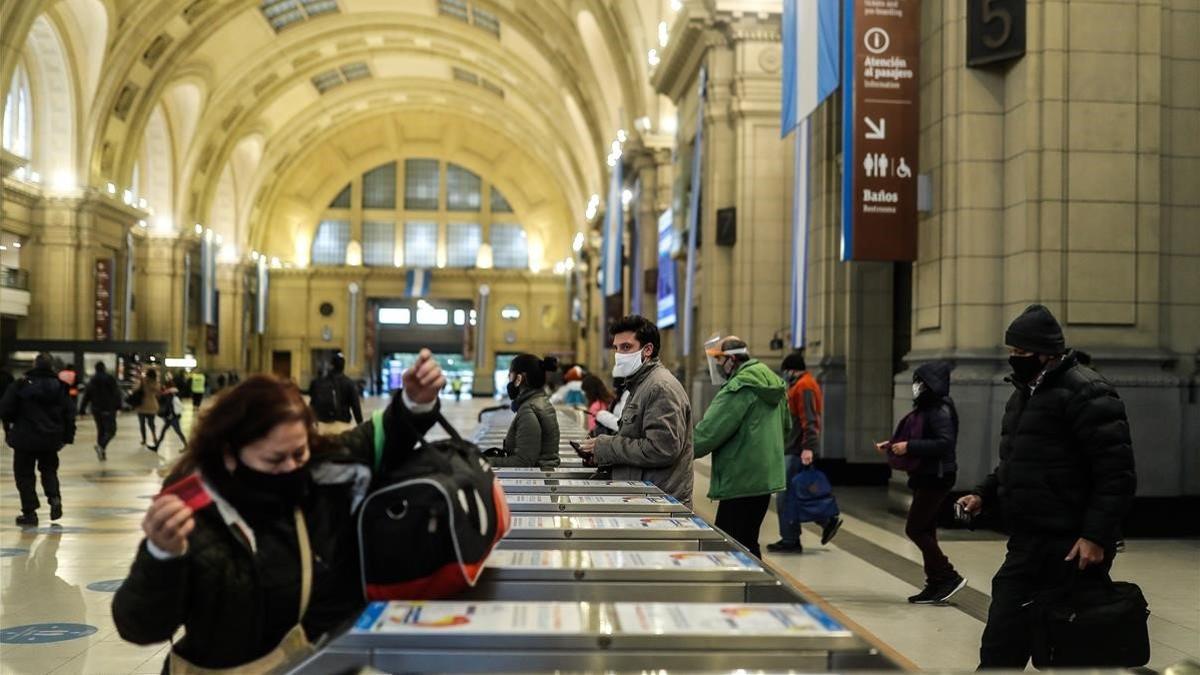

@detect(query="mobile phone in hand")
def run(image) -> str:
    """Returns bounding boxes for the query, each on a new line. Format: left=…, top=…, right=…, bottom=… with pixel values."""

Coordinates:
left=159, top=473, right=212, bottom=512
left=569, top=441, right=582, bottom=452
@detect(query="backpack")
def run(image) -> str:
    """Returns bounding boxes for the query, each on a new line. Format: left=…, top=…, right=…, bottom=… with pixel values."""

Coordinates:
left=783, top=466, right=840, bottom=524
left=357, top=408, right=511, bottom=600
left=309, top=375, right=339, bottom=421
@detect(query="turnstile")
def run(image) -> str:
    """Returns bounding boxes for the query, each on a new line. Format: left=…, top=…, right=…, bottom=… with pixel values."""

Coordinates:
left=498, top=515, right=729, bottom=551
left=498, top=479, right=661, bottom=495
left=505, top=493, right=689, bottom=515
left=494, top=467, right=600, bottom=480
left=288, top=600, right=876, bottom=673
left=462, top=549, right=799, bottom=603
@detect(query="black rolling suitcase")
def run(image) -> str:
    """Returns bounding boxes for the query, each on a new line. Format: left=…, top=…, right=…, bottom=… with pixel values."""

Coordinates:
left=1030, top=577, right=1150, bottom=668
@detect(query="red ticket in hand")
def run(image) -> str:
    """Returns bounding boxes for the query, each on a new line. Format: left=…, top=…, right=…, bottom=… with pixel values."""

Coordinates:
left=159, top=473, right=213, bottom=511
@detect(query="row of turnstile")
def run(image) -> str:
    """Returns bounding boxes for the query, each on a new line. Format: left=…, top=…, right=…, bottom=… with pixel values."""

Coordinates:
left=289, top=407, right=897, bottom=673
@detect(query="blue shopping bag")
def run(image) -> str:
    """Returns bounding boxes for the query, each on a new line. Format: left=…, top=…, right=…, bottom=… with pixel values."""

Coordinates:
left=784, top=465, right=840, bottom=524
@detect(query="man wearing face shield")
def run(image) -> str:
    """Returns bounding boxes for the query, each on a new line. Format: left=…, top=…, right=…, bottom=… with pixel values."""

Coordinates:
left=955, top=304, right=1137, bottom=669
left=577, top=315, right=694, bottom=506
left=693, top=337, right=788, bottom=559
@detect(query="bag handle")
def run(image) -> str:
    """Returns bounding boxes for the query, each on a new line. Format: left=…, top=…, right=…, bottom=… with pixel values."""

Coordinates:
left=370, top=400, right=463, bottom=472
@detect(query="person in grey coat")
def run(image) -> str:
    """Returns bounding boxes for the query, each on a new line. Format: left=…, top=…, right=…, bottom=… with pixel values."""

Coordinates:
left=579, top=316, right=694, bottom=506
left=491, top=354, right=562, bottom=469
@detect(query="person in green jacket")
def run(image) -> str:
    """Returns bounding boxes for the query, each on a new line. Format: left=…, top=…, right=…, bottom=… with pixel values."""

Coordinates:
left=694, top=336, right=788, bottom=559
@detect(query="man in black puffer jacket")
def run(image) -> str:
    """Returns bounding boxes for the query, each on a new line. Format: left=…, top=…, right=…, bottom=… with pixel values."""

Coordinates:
left=0, top=353, right=76, bottom=526
left=958, top=304, right=1136, bottom=669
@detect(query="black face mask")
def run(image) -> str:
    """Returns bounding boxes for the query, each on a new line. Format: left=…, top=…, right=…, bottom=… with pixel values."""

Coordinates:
left=506, top=381, right=521, bottom=401
left=232, top=461, right=310, bottom=505
left=1009, top=354, right=1044, bottom=384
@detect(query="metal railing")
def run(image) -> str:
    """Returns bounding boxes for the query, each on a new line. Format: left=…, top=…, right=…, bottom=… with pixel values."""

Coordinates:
left=0, top=267, right=29, bottom=291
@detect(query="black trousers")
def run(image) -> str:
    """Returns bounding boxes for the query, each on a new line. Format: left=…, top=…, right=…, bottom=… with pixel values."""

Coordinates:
left=137, top=413, right=157, bottom=443
left=980, top=534, right=1116, bottom=669
left=905, top=485, right=956, bottom=583
left=94, top=412, right=118, bottom=450
left=13, top=449, right=61, bottom=513
left=154, top=416, right=187, bottom=447
left=715, top=494, right=772, bottom=559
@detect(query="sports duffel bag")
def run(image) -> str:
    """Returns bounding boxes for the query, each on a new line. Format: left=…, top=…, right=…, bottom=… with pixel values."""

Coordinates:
left=1030, top=577, right=1150, bottom=668
left=357, top=408, right=511, bottom=600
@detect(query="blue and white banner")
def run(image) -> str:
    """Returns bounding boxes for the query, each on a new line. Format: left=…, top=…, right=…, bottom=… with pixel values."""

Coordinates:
left=656, top=209, right=677, bottom=329
left=630, top=180, right=643, bottom=316
left=781, top=0, right=841, bottom=137
left=255, top=255, right=269, bottom=335
left=405, top=269, right=431, bottom=298
left=601, top=155, right=624, bottom=297
left=682, top=66, right=707, bottom=357
left=782, top=0, right=840, bottom=348
left=200, top=229, right=216, bottom=325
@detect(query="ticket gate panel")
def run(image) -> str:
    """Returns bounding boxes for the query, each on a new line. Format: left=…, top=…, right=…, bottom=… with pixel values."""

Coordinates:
left=494, top=467, right=599, bottom=480
left=498, top=538, right=708, bottom=551
left=504, top=494, right=689, bottom=515
left=505, top=515, right=724, bottom=541
left=499, top=479, right=662, bottom=495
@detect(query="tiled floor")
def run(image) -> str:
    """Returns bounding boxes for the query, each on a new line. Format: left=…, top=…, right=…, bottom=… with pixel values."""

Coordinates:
left=2, top=395, right=1197, bottom=673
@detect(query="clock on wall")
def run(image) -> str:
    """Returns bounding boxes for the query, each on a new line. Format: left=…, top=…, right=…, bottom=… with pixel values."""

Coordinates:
left=319, top=302, right=334, bottom=317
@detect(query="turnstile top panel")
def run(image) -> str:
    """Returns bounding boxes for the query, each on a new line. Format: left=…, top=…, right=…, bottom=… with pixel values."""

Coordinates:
left=494, top=467, right=598, bottom=478
left=503, top=494, right=687, bottom=514
left=481, top=549, right=769, bottom=582
left=506, top=515, right=723, bottom=540
left=344, top=601, right=856, bottom=650
left=499, top=479, right=661, bottom=494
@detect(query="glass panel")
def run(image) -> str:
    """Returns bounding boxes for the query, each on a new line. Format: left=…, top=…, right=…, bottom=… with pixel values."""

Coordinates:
left=473, top=7, right=500, bottom=36
left=452, top=68, right=478, bottom=85
left=312, top=70, right=342, bottom=93
left=329, top=184, right=351, bottom=208
left=378, top=308, right=410, bottom=324
left=301, top=0, right=338, bottom=16
left=311, top=220, right=350, bottom=266
left=490, top=186, right=512, bottom=213
left=416, top=306, right=449, bottom=325
left=453, top=309, right=466, bottom=326
left=404, top=159, right=439, bottom=210
left=404, top=221, right=438, bottom=268
left=362, top=161, right=397, bottom=209
left=480, top=79, right=504, bottom=98
left=363, top=221, right=394, bottom=267
left=490, top=223, right=528, bottom=269
left=446, top=163, right=481, bottom=211
left=446, top=222, right=481, bottom=268
left=340, top=62, right=370, bottom=82
left=438, top=0, right=469, bottom=21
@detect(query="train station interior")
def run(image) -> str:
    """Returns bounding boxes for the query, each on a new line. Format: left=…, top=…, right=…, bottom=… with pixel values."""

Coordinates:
left=1, top=0, right=1199, bottom=672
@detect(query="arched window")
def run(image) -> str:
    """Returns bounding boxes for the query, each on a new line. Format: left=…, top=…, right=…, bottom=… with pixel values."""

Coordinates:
left=312, top=220, right=350, bottom=266
left=2, top=62, right=32, bottom=160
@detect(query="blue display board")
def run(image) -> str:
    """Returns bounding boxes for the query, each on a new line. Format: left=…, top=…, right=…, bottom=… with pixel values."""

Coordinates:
left=656, top=209, right=677, bottom=329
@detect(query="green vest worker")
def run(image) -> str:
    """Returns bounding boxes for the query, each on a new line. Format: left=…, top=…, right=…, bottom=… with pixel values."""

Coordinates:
left=190, top=371, right=207, bottom=411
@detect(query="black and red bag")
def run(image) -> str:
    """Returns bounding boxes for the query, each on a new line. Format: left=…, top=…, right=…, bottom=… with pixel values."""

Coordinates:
left=356, top=409, right=510, bottom=600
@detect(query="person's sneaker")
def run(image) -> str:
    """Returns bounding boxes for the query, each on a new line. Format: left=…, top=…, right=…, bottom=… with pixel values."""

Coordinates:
left=766, top=540, right=804, bottom=554
left=907, top=584, right=940, bottom=604
left=49, top=500, right=63, bottom=521
left=931, top=574, right=967, bottom=603
left=821, top=516, right=843, bottom=545
left=94, top=444, right=105, bottom=461
left=15, top=512, right=38, bottom=527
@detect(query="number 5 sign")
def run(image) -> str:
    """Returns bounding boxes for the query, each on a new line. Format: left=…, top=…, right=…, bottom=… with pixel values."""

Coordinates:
left=967, top=0, right=1026, bottom=68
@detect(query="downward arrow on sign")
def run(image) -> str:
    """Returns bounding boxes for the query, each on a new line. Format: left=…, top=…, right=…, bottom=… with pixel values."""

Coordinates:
left=864, top=117, right=886, bottom=140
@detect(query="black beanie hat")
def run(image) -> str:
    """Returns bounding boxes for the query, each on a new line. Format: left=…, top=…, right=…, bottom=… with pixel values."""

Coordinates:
left=781, top=351, right=806, bottom=372
left=1005, top=304, right=1066, bottom=355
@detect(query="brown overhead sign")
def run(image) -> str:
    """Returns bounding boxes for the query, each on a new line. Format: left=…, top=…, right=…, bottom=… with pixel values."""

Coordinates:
left=841, top=0, right=920, bottom=261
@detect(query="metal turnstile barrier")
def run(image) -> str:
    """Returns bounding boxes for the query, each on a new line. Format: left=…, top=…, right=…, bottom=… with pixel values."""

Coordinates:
left=289, top=600, right=875, bottom=673
left=494, top=467, right=601, bottom=480
left=498, top=479, right=661, bottom=495
left=498, top=515, right=730, bottom=552
left=504, top=493, right=689, bottom=515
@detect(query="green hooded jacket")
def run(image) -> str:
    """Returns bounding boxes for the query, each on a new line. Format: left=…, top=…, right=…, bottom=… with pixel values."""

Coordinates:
left=694, top=359, right=789, bottom=500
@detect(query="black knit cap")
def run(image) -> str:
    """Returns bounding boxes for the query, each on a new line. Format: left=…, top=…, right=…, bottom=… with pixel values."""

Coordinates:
left=1004, top=304, right=1066, bottom=355
left=781, top=350, right=806, bottom=372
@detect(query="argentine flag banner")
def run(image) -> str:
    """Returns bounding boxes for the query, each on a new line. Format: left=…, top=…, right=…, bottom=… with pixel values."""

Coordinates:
left=781, top=0, right=841, bottom=136
left=782, top=0, right=840, bottom=349
left=405, top=268, right=432, bottom=298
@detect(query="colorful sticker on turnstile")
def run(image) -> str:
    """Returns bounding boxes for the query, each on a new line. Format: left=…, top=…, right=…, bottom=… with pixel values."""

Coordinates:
left=585, top=551, right=763, bottom=571
left=357, top=602, right=584, bottom=634
left=511, top=516, right=560, bottom=528
left=556, top=479, right=652, bottom=487
left=486, top=550, right=569, bottom=568
left=614, top=603, right=847, bottom=636
left=499, top=479, right=546, bottom=486
left=565, top=495, right=677, bottom=505
left=568, top=517, right=709, bottom=530
left=506, top=495, right=554, bottom=503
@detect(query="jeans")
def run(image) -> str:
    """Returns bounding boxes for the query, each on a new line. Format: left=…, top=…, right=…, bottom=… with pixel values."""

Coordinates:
left=715, top=494, right=772, bottom=559
left=13, top=450, right=61, bottom=513
left=137, top=413, right=157, bottom=444
left=153, top=416, right=187, bottom=447
left=905, top=484, right=957, bottom=583
left=979, top=534, right=1116, bottom=669
left=94, top=412, right=118, bottom=450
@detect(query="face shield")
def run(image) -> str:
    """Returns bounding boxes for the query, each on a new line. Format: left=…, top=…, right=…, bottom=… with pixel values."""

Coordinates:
left=704, top=336, right=749, bottom=387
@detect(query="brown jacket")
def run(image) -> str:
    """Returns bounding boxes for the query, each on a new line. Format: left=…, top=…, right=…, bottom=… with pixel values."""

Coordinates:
left=135, top=379, right=161, bottom=415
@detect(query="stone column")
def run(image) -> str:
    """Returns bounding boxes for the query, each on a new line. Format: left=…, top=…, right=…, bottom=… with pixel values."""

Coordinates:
left=137, top=234, right=191, bottom=353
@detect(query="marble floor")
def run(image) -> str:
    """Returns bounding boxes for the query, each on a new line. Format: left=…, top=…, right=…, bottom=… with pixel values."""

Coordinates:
left=2, top=396, right=1197, bottom=673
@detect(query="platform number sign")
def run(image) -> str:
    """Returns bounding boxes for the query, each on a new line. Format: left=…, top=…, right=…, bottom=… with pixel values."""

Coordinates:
left=967, top=0, right=1026, bottom=67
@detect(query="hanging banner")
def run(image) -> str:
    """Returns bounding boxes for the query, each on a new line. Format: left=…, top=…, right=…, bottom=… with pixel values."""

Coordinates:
left=682, top=65, right=707, bottom=356
left=123, top=232, right=135, bottom=340
left=255, top=256, right=268, bottom=334
left=781, top=0, right=841, bottom=136
left=601, top=158, right=624, bottom=298
left=656, top=209, right=677, bottom=329
left=201, top=230, right=217, bottom=324
left=842, top=0, right=920, bottom=261
left=205, top=292, right=219, bottom=354
left=93, top=258, right=114, bottom=341
left=630, top=180, right=643, bottom=316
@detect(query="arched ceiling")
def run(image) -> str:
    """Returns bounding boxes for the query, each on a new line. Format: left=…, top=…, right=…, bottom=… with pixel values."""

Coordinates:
left=51, top=0, right=677, bottom=264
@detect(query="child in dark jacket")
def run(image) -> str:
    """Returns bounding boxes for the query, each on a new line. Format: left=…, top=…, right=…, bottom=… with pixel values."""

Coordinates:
left=877, top=360, right=965, bottom=604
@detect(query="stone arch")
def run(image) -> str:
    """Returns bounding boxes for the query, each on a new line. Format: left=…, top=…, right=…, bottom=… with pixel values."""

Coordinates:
left=23, top=14, right=78, bottom=185
left=140, top=103, right=175, bottom=232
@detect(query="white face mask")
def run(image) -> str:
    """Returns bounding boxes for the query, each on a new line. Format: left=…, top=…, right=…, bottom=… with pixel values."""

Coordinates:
left=612, top=351, right=645, bottom=378
left=912, top=382, right=924, bottom=399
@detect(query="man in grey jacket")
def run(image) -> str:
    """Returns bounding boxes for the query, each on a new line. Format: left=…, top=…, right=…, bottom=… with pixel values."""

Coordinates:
left=578, top=316, right=694, bottom=506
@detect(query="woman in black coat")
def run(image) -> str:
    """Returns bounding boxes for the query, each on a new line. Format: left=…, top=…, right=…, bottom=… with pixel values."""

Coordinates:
left=877, top=360, right=965, bottom=605
left=112, top=352, right=445, bottom=673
